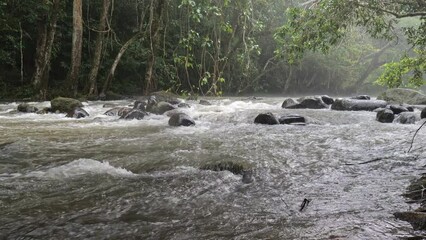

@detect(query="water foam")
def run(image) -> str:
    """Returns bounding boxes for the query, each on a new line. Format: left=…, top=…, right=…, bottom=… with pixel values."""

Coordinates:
left=26, top=158, right=136, bottom=179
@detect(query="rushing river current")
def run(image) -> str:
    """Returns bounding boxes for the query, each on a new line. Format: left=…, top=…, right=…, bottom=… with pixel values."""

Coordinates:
left=1, top=97, right=426, bottom=239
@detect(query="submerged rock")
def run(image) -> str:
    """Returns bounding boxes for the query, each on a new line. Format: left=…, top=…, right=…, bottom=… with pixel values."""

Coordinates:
left=254, top=112, right=279, bottom=125
left=120, top=109, right=146, bottom=120
left=394, top=112, right=417, bottom=124
left=199, top=100, right=212, bottom=106
left=17, top=103, right=38, bottom=113
left=168, top=113, right=195, bottom=127
left=51, top=97, right=83, bottom=113
left=104, top=107, right=132, bottom=117
left=376, top=109, right=394, bottom=123
left=378, top=88, right=426, bottom=105
left=200, top=161, right=251, bottom=175
left=331, top=98, right=387, bottom=111
left=279, top=115, right=306, bottom=125
left=286, top=97, right=328, bottom=109
left=178, top=102, right=191, bottom=108
left=66, top=107, right=89, bottom=118
left=350, top=95, right=371, bottom=100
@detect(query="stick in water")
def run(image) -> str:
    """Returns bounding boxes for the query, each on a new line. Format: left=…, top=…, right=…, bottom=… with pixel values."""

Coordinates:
left=408, top=120, right=426, bottom=153
left=300, top=198, right=311, bottom=211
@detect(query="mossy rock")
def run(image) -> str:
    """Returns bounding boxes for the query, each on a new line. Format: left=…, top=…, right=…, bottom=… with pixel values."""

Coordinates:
left=150, top=91, right=181, bottom=104
left=378, top=88, right=426, bottom=105
left=51, top=97, right=83, bottom=113
left=200, top=161, right=252, bottom=175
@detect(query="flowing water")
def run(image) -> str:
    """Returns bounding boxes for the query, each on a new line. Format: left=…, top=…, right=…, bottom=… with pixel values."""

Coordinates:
left=1, top=98, right=426, bottom=239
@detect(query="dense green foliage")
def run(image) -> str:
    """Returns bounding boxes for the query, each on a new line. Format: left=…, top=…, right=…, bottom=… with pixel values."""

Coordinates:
left=0, top=0, right=424, bottom=100
left=275, top=0, right=426, bottom=89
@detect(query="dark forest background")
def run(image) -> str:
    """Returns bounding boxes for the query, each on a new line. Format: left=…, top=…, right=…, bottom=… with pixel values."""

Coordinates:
left=0, top=0, right=425, bottom=100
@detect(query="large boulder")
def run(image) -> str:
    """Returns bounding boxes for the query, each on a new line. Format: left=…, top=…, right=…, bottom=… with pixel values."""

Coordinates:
left=389, top=105, right=409, bottom=114
left=376, top=109, right=394, bottom=123
left=168, top=113, right=195, bottom=127
left=150, top=91, right=181, bottom=104
left=395, top=112, right=417, bottom=124
left=279, top=115, right=306, bottom=125
left=104, top=107, right=132, bottom=117
left=66, top=107, right=89, bottom=119
left=378, top=88, right=426, bottom=105
left=51, top=97, right=83, bottom=113
left=147, top=101, right=177, bottom=115
left=281, top=98, right=298, bottom=108
left=119, top=109, right=146, bottom=120
left=286, top=97, right=328, bottom=109
left=254, top=113, right=279, bottom=125
left=331, top=98, right=387, bottom=111
left=394, top=212, right=426, bottom=230
left=421, top=108, right=426, bottom=119
left=17, top=103, right=38, bottom=113
left=321, top=95, right=334, bottom=105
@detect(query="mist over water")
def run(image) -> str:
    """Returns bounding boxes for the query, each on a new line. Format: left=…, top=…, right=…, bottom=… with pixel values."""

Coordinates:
left=1, top=98, right=425, bottom=239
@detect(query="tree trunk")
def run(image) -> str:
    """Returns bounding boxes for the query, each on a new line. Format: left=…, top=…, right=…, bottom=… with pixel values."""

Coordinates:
left=67, top=0, right=83, bottom=97
left=144, top=0, right=165, bottom=95
left=87, top=0, right=111, bottom=96
left=100, top=33, right=143, bottom=98
left=32, top=0, right=60, bottom=100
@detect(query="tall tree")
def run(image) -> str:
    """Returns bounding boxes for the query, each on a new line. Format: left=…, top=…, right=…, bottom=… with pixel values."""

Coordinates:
left=67, top=0, right=83, bottom=97
left=32, top=0, right=61, bottom=100
left=87, top=0, right=112, bottom=96
left=144, top=0, right=166, bottom=95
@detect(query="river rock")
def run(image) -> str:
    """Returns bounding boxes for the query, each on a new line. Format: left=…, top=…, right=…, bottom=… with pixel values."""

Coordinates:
left=242, top=170, right=254, bottom=184
left=279, top=115, right=306, bottom=125
left=150, top=91, right=182, bottom=104
left=395, top=112, right=417, bottom=124
left=378, top=88, right=426, bottom=105
left=200, top=161, right=251, bottom=175
left=178, top=102, right=191, bottom=108
left=286, top=97, right=328, bottom=109
left=17, top=103, right=38, bottom=113
left=394, top=212, right=426, bottom=230
left=350, top=95, right=371, bottom=100
left=133, top=100, right=147, bottom=111
left=51, top=97, right=83, bottom=113
left=199, top=100, right=212, bottom=106
left=104, top=107, right=132, bottom=117
left=389, top=105, right=409, bottom=114
left=66, top=107, right=89, bottom=118
left=120, top=109, right=146, bottom=120
left=281, top=98, right=298, bottom=108
left=168, top=113, right=195, bottom=127
left=376, top=109, right=394, bottom=123
left=148, top=101, right=177, bottom=115
left=36, top=107, right=52, bottom=114
left=421, top=108, right=426, bottom=119
left=321, top=95, right=334, bottom=105
left=254, top=112, right=279, bottom=125
left=331, top=98, right=387, bottom=111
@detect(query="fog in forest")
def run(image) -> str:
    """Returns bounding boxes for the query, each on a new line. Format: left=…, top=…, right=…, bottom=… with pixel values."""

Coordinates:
left=0, top=0, right=424, bottom=100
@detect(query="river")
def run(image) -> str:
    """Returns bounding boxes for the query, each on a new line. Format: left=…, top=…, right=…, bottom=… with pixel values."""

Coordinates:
left=0, top=98, right=425, bottom=239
